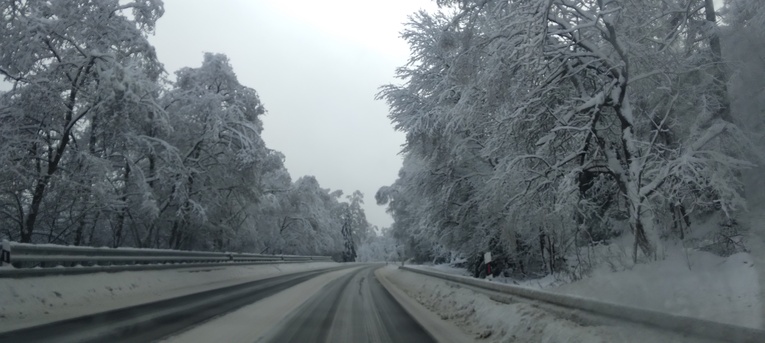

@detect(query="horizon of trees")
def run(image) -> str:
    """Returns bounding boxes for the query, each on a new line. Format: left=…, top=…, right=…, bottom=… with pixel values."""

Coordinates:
left=0, top=0, right=370, bottom=260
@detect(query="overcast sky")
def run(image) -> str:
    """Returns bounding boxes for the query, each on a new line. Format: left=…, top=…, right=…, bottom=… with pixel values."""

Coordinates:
left=149, top=0, right=435, bottom=228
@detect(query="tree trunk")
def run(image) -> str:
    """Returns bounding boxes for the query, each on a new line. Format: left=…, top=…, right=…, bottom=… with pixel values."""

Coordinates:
left=633, top=211, right=653, bottom=261
left=86, top=211, right=100, bottom=246
left=547, top=235, right=555, bottom=274
left=21, top=76, right=82, bottom=242
left=74, top=219, right=85, bottom=246
left=112, top=160, right=131, bottom=248
left=168, top=220, right=180, bottom=249
left=74, top=112, right=99, bottom=247
left=704, top=0, right=732, bottom=123
left=21, top=176, right=51, bottom=243
left=539, top=228, right=547, bottom=273
left=142, top=225, right=154, bottom=248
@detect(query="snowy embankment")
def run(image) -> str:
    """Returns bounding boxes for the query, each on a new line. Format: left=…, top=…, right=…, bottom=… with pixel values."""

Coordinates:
left=415, top=166, right=765, bottom=331
left=0, top=262, right=338, bottom=332
left=742, top=166, right=765, bottom=329
left=407, top=166, right=765, bottom=336
left=558, top=167, right=764, bottom=329
left=415, top=246, right=761, bottom=330
left=384, top=266, right=712, bottom=343
left=553, top=249, right=761, bottom=329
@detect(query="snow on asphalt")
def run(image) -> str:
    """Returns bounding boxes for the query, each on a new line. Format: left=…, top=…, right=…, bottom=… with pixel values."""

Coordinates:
left=0, top=262, right=338, bottom=332
left=161, top=266, right=363, bottom=343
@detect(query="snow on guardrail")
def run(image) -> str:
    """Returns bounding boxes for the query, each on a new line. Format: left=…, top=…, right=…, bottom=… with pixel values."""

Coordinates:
left=0, top=240, right=332, bottom=277
left=399, top=265, right=764, bottom=343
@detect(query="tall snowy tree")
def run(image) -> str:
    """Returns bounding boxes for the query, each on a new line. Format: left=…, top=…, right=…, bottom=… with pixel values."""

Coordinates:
left=357, top=227, right=400, bottom=262
left=0, top=0, right=165, bottom=243
left=0, top=1, right=355, bottom=257
left=338, top=190, right=369, bottom=262
left=378, top=0, right=755, bottom=273
left=157, top=53, right=269, bottom=250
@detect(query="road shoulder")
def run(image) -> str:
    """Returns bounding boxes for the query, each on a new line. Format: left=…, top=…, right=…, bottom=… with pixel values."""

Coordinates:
left=376, top=265, right=477, bottom=343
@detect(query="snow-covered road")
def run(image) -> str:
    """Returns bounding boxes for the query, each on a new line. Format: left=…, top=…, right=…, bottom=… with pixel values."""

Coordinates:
left=163, top=264, right=472, bottom=343
left=0, top=266, right=353, bottom=342
left=1, top=262, right=340, bottom=332
left=261, top=265, right=434, bottom=343
left=3, top=262, right=742, bottom=343
left=1, top=264, right=466, bottom=343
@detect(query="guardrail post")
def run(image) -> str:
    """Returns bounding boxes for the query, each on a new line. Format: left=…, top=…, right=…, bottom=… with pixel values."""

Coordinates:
left=1, top=240, right=10, bottom=266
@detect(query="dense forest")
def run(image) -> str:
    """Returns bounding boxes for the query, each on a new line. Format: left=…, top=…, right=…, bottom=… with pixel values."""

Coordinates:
left=2, top=0, right=764, bottom=271
left=0, top=0, right=370, bottom=260
left=377, top=0, right=765, bottom=277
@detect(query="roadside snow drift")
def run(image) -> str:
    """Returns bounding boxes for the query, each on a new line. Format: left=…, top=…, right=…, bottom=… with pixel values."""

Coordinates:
left=552, top=249, right=761, bottom=329
left=385, top=266, right=718, bottom=343
left=416, top=244, right=761, bottom=330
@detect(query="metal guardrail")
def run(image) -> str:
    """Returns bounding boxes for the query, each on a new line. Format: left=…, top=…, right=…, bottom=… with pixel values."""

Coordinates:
left=0, top=240, right=333, bottom=277
left=400, top=266, right=764, bottom=343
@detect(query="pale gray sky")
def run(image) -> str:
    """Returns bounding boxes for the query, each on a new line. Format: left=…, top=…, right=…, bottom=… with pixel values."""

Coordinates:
left=150, top=0, right=435, bottom=228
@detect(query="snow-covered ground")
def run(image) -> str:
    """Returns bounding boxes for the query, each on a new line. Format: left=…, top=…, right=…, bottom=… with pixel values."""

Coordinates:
left=548, top=165, right=764, bottom=329
left=416, top=246, right=761, bottom=330
left=385, top=266, right=713, bottom=343
left=413, top=166, right=765, bottom=331
left=0, top=262, right=338, bottom=332
left=414, top=264, right=561, bottom=289
left=424, top=264, right=472, bottom=277
left=545, top=167, right=764, bottom=329
left=554, top=248, right=761, bottom=328
left=742, top=166, right=765, bottom=329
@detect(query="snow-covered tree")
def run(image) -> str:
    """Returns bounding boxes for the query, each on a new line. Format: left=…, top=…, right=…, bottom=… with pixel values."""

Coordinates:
left=723, top=0, right=765, bottom=150
left=0, top=2, right=356, bottom=257
left=357, top=227, right=400, bottom=262
left=378, top=0, right=756, bottom=275
left=154, top=53, right=269, bottom=250
left=337, top=190, right=370, bottom=262
left=0, top=0, right=165, bottom=243
left=376, top=155, right=442, bottom=263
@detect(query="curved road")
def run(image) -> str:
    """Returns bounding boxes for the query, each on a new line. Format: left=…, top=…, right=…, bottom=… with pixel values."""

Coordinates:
left=262, top=265, right=436, bottom=343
